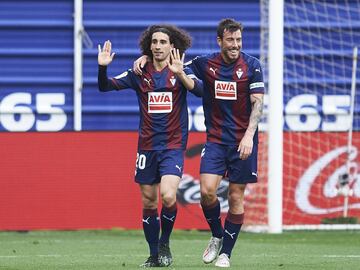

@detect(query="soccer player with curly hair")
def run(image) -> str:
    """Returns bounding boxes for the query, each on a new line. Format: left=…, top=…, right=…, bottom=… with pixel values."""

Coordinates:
left=98, top=24, right=202, bottom=267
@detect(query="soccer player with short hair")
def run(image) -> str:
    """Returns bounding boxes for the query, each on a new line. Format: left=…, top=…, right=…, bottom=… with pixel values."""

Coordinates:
left=98, top=24, right=202, bottom=267
left=134, top=18, right=264, bottom=268
left=189, top=18, right=264, bottom=268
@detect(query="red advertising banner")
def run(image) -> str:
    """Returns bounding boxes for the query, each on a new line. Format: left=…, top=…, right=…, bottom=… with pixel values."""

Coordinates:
left=0, top=132, right=210, bottom=230
left=0, top=132, right=359, bottom=230
left=0, top=132, right=140, bottom=230
left=282, top=132, right=360, bottom=224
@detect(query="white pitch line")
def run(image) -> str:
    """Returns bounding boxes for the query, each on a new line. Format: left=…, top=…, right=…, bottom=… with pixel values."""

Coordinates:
left=0, top=254, right=359, bottom=259
left=324, top=255, right=360, bottom=258
left=0, top=254, right=146, bottom=259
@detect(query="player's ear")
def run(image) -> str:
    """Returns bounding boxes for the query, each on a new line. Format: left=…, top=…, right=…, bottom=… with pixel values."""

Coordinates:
left=216, top=37, right=222, bottom=47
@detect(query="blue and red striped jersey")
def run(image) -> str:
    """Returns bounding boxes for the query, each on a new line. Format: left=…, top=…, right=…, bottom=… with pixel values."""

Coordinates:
left=98, top=63, right=202, bottom=150
left=188, top=52, right=265, bottom=145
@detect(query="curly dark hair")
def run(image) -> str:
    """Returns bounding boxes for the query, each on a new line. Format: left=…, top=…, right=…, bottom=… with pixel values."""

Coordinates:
left=217, top=18, right=243, bottom=39
left=139, top=24, right=192, bottom=58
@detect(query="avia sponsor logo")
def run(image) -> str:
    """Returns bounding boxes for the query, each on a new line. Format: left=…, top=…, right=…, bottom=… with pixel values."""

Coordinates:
left=214, top=80, right=237, bottom=100
left=296, top=145, right=360, bottom=215
left=148, top=92, right=172, bottom=113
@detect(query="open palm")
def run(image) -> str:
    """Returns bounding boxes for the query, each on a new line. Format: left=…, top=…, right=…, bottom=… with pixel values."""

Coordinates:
left=98, top=40, right=115, bottom=66
left=168, top=48, right=185, bottom=75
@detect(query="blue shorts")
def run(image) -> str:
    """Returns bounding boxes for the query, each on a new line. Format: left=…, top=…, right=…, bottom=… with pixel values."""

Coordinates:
left=135, top=149, right=184, bottom=185
left=200, top=142, right=258, bottom=184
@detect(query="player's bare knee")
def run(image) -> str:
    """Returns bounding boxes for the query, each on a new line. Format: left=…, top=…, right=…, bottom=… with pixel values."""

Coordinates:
left=228, top=184, right=245, bottom=200
left=200, top=191, right=217, bottom=206
left=161, top=193, right=176, bottom=207
left=141, top=195, right=157, bottom=209
left=200, top=183, right=217, bottom=197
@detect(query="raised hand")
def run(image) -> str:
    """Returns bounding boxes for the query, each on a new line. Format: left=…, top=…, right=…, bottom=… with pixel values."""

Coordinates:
left=98, top=40, right=115, bottom=66
left=168, top=48, right=185, bottom=75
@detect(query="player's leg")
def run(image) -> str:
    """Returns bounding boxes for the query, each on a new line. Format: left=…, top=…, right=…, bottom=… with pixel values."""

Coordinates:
left=157, top=149, right=183, bottom=267
left=215, top=144, right=258, bottom=268
left=200, top=173, right=223, bottom=264
left=139, top=184, right=160, bottom=267
left=159, top=174, right=180, bottom=244
left=200, top=173, right=223, bottom=234
left=200, top=143, right=227, bottom=264
left=158, top=174, right=180, bottom=266
left=215, top=183, right=245, bottom=268
left=135, top=150, right=161, bottom=267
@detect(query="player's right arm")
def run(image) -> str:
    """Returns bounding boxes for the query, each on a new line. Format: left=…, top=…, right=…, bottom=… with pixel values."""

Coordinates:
left=98, top=40, right=136, bottom=92
left=98, top=40, right=115, bottom=66
left=98, top=40, right=117, bottom=92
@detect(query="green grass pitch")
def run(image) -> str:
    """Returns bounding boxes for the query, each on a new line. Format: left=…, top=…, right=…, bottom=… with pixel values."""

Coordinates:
left=0, top=230, right=359, bottom=269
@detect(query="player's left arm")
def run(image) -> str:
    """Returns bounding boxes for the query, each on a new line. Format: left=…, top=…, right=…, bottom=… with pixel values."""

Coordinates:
left=238, top=58, right=265, bottom=160
left=238, top=93, right=264, bottom=160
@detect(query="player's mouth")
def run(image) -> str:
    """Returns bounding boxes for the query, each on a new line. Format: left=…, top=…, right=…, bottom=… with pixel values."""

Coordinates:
left=228, top=49, right=239, bottom=57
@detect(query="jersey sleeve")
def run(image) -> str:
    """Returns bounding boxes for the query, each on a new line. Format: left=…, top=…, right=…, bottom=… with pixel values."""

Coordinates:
left=98, top=65, right=137, bottom=92
left=183, top=66, right=203, bottom=97
left=249, top=59, right=265, bottom=94
left=185, top=55, right=206, bottom=81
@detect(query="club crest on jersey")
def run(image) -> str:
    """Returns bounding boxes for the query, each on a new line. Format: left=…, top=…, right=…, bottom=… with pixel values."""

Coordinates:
left=236, top=68, right=243, bottom=79
left=170, top=76, right=176, bottom=86
left=214, top=80, right=237, bottom=100
left=148, top=92, right=172, bottom=113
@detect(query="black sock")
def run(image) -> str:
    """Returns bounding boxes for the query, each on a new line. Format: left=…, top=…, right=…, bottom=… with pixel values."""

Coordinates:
left=220, top=212, right=244, bottom=257
left=201, top=199, right=223, bottom=238
left=159, top=203, right=177, bottom=244
left=142, top=208, right=160, bottom=256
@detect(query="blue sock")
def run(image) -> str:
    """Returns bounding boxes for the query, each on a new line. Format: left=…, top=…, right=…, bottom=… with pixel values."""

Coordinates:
left=159, top=203, right=177, bottom=244
left=143, top=208, right=160, bottom=256
left=201, top=200, right=223, bottom=238
left=220, top=213, right=244, bottom=257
